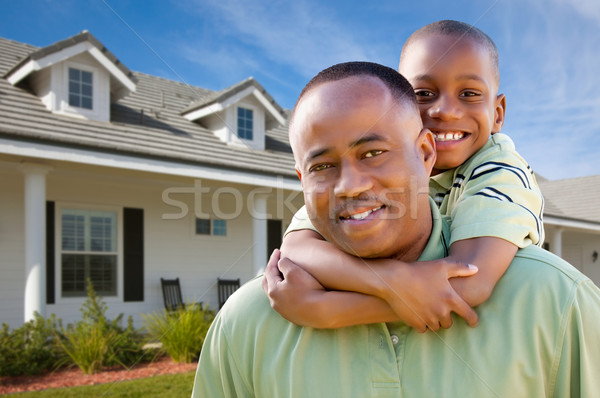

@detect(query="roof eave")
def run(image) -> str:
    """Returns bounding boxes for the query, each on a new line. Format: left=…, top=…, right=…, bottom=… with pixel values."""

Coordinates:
left=544, top=214, right=600, bottom=233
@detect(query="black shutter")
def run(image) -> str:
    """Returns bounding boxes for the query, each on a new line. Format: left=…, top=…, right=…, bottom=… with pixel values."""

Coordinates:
left=123, top=208, right=144, bottom=302
left=46, top=201, right=55, bottom=304
left=267, top=219, right=283, bottom=259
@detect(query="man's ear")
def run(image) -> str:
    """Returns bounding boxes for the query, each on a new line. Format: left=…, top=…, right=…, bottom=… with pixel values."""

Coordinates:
left=418, top=128, right=437, bottom=175
left=492, top=93, right=506, bottom=133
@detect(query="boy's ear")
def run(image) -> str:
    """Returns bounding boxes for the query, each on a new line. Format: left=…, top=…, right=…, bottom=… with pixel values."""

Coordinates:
left=417, top=128, right=437, bottom=175
left=492, top=94, right=506, bottom=134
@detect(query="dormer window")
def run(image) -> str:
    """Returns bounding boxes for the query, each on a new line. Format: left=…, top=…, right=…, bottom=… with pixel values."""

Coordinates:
left=4, top=31, right=137, bottom=123
left=68, top=68, right=93, bottom=110
left=237, top=107, right=253, bottom=140
left=181, top=78, right=286, bottom=151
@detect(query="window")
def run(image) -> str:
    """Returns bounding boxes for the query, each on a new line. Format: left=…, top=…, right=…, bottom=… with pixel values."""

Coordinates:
left=213, top=220, right=227, bottom=236
left=61, top=209, right=117, bottom=297
left=68, top=68, right=93, bottom=110
left=237, top=107, right=253, bottom=140
left=196, top=218, right=211, bottom=235
left=196, top=218, right=227, bottom=236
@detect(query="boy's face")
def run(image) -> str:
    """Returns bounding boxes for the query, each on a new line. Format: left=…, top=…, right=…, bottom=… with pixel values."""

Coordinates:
left=399, top=34, right=505, bottom=174
left=290, top=76, right=436, bottom=260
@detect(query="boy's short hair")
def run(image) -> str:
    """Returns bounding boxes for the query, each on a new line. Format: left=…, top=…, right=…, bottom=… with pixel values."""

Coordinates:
left=291, top=61, right=417, bottom=128
left=400, top=20, right=499, bottom=85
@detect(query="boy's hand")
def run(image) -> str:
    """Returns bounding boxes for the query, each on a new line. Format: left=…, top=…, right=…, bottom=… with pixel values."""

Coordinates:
left=262, top=249, right=329, bottom=327
left=378, top=260, right=480, bottom=332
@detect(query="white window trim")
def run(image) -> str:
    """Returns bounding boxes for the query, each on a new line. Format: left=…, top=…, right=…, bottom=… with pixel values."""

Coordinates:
left=60, top=61, right=101, bottom=119
left=54, top=203, right=123, bottom=304
left=234, top=104, right=259, bottom=144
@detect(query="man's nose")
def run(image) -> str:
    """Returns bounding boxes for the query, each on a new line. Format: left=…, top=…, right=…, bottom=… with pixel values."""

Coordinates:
left=427, top=95, right=463, bottom=121
left=334, top=161, right=373, bottom=198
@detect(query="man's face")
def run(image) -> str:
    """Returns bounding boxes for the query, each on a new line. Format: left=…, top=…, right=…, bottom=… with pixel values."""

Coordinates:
left=291, top=76, right=435, bottom=260
left=399, top=34, right=505, bottom=175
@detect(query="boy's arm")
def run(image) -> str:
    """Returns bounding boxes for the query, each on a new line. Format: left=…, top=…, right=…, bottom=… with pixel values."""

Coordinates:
left=276, top=230, right=479, bottom=331
left=446, top=237, right=517, bottom=306
left=262, top=249, right=399, bottom=329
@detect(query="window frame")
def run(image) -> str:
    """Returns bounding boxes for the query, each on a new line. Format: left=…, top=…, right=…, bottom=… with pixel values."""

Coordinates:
left=62, top=61, right=99, bottom=117
left=194, top=217, right=229, bottom=239
left=67, top=67, right=94, bottom=110
left=236, top=106, right=254, bottom=140
left=54, top=203, right=123, bottom=303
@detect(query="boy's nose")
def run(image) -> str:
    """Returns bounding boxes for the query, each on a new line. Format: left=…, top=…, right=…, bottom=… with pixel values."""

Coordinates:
left=334, top=161, right=373, bottom=198
left=427, top=96, right=463, bottom=121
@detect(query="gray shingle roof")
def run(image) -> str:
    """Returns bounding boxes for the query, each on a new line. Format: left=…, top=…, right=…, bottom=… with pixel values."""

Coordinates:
left=0, top=35, right=296, bottom=178
left=539, top=175, right=600, bottom=223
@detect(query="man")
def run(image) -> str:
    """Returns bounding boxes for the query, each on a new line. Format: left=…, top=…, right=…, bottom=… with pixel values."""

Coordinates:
left=192, top=62, right=600, bottom=397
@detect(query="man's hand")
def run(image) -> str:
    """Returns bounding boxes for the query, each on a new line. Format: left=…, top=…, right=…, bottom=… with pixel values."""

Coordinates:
left=377, top=259, right=480, bottom=332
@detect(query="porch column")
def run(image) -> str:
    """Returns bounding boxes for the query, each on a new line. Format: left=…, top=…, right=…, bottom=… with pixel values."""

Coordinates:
left=250, top=195, right=268, bottom=276
left=551, top=227, right=563, bottom=258
left=20, top=163, right=52, bottom=322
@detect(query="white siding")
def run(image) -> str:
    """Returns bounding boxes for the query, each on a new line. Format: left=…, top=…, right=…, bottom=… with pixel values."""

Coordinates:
left=0, top=159, right=304, bottom=329
left=28, top=51, right=112, bottom=122
left=563, top=231, right=600, bottom=286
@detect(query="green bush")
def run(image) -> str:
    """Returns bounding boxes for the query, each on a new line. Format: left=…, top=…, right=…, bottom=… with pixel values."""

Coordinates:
left=57, top=280, right=150, bottom=374
left=0, top=313, right=63, bottom=377
left=143, top=304, right=215, bottom=363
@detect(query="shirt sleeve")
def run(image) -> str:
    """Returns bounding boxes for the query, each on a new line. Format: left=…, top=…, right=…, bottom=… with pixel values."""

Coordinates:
left=191, top=314, right=253, bottom=398
left=283, top=205, right=321, bottom=237
left=552, top=279, right=600, bottom=397
left=449, top=160, right=545, bottom=248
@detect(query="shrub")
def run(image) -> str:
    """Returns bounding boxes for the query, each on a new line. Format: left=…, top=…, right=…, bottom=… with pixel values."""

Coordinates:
left=57, top=280, right=149, bottom=374
left=0, top=313, right=63, bottom=377
left=143, top=304, right=215, bottom=363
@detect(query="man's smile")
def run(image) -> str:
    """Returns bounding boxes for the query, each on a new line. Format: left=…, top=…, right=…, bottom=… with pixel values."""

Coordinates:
left=339, top=205, right=384, bottom=221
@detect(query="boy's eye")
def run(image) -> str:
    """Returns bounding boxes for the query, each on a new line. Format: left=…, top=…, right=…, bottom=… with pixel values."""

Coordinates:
left=363, top=150, right=384, bottom=159
left=460, top=90, right=480, bottom=98
left=414, top=89, right=435, bottom=98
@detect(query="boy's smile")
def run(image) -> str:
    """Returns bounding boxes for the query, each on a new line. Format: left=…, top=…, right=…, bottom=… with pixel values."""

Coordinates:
left=399, top=33, right=505, bottom=175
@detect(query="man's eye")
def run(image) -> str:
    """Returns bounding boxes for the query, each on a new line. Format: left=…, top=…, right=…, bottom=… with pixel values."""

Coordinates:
left=310, top=164, right=331, bottom=172
left=364, top=150, right=384, bottom=159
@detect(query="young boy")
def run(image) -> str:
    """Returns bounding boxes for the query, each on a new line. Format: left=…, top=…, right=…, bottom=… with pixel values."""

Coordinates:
left=263, top=20, right=544, bottom=332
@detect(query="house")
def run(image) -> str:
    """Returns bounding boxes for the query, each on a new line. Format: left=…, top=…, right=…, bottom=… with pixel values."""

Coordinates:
left=0, top=31, right=304, bottom=329
left=1, top=32, right=599, bottom=330
left=538, top=175, right=600, bottom=284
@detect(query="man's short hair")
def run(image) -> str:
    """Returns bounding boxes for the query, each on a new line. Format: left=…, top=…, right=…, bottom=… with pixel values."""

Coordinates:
left=290, top=61, right=417, bottom=128
left=400, top=20, right=500, bottom=85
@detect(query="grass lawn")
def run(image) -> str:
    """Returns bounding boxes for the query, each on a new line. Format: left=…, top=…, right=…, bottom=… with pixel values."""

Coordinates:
left=13, top=371, right=196, bottom=397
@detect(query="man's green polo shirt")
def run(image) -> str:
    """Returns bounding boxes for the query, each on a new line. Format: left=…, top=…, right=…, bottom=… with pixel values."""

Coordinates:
left=192, top=202, right=600, bottom=397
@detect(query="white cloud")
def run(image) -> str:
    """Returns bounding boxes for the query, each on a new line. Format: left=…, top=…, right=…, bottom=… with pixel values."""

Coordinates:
left=185, top=0, right=389, bottom=77
left=554, top=0, right=600, bottom=22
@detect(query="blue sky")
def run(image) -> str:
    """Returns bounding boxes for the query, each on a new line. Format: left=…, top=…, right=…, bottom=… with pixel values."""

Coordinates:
left=1, top=0, right=599, bottom=180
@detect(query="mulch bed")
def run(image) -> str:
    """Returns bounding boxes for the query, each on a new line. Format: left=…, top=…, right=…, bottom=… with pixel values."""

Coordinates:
left=0, top=356, right=197, bottom=394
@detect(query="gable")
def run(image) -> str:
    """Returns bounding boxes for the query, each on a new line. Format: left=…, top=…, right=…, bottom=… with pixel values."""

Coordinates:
left=4, top=31, right=136, bottom=122
left=182, top=78, right=286, bottom=151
